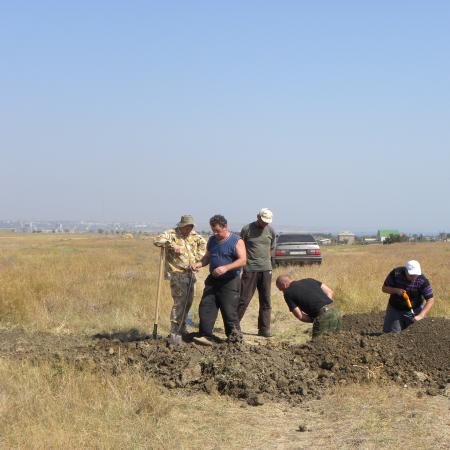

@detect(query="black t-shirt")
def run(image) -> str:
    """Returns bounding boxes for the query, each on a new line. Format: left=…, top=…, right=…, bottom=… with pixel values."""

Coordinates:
left=283, top=278, right=332, bottom=318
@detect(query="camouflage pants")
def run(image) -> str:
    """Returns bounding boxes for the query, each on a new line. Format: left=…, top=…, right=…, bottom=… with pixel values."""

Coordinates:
left=169, top=272, right=196, bottom=334
left=312, top=308, right=342, bottom=338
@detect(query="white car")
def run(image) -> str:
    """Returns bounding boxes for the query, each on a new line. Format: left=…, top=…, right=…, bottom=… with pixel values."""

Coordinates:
left=271, top=233, right=322, bottom=267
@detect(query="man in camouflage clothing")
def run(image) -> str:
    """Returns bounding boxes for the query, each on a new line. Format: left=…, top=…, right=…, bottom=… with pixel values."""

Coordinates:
left=154, top=215, right=206, bottom=336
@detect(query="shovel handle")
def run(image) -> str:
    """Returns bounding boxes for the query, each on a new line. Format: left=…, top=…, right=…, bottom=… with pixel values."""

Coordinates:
left=402, top=290, right=414, bottom=310
left=153, top=247, right=165, bottom=337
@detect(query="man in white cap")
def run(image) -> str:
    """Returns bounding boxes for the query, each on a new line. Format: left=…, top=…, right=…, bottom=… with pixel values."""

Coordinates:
left=154, top=215, right=206, bottom=338
left=238, top=208, right=276, bottom=337
left=381, top=260, right=435, bottom=333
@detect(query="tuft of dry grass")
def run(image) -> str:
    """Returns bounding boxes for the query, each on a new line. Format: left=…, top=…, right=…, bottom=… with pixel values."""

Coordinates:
left=0, top=359, right=177, bottom=449
left=0, top=234, right=174, bottom=334
left=283, top=383, right=450, bottom=450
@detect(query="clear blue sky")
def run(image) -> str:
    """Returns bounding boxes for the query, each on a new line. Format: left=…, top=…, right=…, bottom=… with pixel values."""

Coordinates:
left=1, top=1, right=449, bottom=233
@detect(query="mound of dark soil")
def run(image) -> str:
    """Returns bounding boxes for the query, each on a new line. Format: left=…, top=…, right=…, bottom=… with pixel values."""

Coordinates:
left=1, top=314, right=449, bottom=404
left=120, top=315, right=449, bottom=403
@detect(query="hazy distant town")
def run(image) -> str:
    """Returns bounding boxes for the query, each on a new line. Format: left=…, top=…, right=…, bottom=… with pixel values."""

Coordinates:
left=0, top=219, right=162, bottom=234
left=0, top=219, right=448, bottom=245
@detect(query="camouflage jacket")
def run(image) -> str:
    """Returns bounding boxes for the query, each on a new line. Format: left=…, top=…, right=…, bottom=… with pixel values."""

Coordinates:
left=154, top=228, right=207, bottom=274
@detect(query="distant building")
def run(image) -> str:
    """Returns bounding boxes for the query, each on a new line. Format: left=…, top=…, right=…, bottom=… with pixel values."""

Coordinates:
left=363, top=237, right=378, bottom=244
left=337, top=231, right=356, bottom=244
left=377, top=229, right=400, bottom=242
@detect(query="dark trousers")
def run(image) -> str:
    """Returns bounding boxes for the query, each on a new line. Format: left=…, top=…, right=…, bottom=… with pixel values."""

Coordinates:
left=383, top=303, right=423, bottom=333
left=198, top=275, right=241, bottom=337
left=238, top=270, right=272, bottom=333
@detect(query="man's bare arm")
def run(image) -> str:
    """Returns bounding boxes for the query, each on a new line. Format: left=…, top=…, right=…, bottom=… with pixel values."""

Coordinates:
left=321, top=283, right=334, bottom=299
left=153, top=230, right=171, bottom=247
left=382, top=285, right=404, bottom=296
left=415, top=297, right=435, bottom=321
left=291, top=307, right=313, bottom=323
left=191, top=250, right=210, bottom=271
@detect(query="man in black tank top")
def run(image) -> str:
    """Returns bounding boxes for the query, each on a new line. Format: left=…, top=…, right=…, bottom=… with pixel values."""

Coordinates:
left=276, top=275, right=342, bottom=338
left=191, top=215, right=247, bottom=345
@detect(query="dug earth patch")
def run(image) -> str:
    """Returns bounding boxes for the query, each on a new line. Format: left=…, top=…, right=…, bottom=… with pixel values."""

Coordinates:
left=1, top=314, right=449, bottom=404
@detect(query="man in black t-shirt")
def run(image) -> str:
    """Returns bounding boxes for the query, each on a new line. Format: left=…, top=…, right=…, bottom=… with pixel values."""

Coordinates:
left=276, top=275, right=342, bottom=338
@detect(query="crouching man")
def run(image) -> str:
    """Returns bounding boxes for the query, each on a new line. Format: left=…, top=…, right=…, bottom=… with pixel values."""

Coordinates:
left=276, top=275, right=342, bottom=338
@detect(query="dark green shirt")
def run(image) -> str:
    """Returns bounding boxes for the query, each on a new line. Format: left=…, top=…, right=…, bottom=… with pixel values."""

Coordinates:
left=240, top=222, right=275, bottom=272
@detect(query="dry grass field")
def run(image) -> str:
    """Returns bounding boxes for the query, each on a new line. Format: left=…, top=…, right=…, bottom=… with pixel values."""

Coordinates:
left=0, top=232, right=449, bottom=449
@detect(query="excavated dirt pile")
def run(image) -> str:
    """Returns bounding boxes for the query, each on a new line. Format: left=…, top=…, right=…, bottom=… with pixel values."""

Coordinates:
left=1, top=313, right=449, bottom=404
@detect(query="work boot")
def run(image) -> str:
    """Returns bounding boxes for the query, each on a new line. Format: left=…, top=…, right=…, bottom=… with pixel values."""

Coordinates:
left=193, top=335, right=215, bottom=347
left=227, top=329, right=243, bottom=344
left=257, top=330, right=272, bottom=338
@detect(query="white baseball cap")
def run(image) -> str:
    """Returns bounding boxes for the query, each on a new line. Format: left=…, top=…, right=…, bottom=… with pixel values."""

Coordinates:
left=405, top=260, right=421, bottom=276
left=258, top=208, right=273, bottom=224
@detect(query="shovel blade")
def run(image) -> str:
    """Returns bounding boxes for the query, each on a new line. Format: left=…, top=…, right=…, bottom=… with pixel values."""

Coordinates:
left=169, top=333, right=183, bottom=345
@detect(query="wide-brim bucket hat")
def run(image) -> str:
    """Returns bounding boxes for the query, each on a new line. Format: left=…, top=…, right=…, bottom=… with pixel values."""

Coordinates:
left=176, top=215, right=195, bottom=227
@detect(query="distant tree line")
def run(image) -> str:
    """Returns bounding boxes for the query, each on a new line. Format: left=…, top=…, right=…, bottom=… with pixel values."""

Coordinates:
left=383, top=233, right=409, bottom=244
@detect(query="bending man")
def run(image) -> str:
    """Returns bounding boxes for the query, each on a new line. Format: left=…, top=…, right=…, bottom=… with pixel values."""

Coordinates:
left=276, top=275, right=342, bottom=338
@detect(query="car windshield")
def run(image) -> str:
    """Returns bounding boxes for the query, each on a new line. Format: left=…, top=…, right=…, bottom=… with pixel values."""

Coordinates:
left=276, top=234, right=316, bottom=244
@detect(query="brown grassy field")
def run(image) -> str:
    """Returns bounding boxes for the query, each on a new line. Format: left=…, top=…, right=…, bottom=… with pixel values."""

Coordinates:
left=0, top=233, right=449, bottom=449
left=1, top=233, right=448, bottom=334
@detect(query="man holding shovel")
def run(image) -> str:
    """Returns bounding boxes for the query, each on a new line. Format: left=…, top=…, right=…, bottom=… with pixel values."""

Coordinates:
left=154, top=215, right=206, bottom=340
left=382, top=260, right=435, bottom=333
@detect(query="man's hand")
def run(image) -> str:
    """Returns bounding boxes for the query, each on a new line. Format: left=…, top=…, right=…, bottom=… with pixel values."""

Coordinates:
left=169, top=244, right=182, bottom=254
left=292, top=307, right=313, bottom=323
left=190, top=262, right=202, bottom=271
left=382, top=285, right=407, bottom=297
left=212, top=266, right=228, bottom=277
left=414, top=313, right=425, bottom=321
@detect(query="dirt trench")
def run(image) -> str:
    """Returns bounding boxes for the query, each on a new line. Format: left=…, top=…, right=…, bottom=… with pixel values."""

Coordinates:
left=1, top=313, right=449, bottom=404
